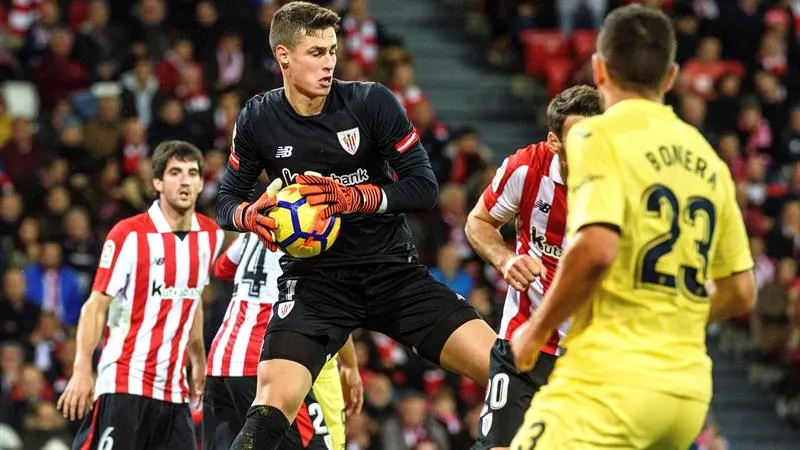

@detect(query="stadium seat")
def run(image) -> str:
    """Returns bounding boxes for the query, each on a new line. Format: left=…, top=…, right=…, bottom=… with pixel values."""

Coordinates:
left=544, top=57, right=574, bottom=99
left=571, top=29, right=598, bottom=63
left=1, top=81, right=39, bottom=119
left=520, top=29, right=569, bottom=77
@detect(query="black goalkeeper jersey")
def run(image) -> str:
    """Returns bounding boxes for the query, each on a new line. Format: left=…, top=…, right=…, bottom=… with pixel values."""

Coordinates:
left=216, top=80, right=439, bottom=270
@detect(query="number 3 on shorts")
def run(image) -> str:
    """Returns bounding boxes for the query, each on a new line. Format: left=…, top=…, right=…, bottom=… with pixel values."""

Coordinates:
left=513, top=422, right=546, bottom=450
left=98, top=426, right=115, bottom=450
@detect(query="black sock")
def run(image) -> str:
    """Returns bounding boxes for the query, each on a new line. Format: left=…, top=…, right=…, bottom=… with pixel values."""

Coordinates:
left=228, top=405, right=290, bottom=450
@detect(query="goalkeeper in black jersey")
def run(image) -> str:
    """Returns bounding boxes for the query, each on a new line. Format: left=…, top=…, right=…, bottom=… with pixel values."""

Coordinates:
left=215, top=2, right=496, bottom=449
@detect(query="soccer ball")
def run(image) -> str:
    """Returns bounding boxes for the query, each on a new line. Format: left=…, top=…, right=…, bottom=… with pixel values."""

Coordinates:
left=268, top=184, right=341, bottom=258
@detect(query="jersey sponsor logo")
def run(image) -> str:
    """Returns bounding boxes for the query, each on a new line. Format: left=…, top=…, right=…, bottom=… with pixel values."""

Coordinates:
left=277, top=300, right=294, bottom=319
left=534, top=199, right=551, bottom=213
left=151, top=257, right=165, bottom=266
left=150, top=281, right=203, bottom=300
left=531, top=227, right=563, bottom=259
left=99, top=240, right=115, bottom=269
left=276, top=146, right=293, bottom=158
left=336, top=127, right=361, bottom=155
left=281, top=168, right=369, bottom=187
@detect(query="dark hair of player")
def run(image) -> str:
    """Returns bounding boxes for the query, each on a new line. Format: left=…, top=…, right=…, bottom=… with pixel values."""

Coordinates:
left=546, top=85, right=602, bottom=140
left=151, top=140, right=204, bottom=179
left=269, top=1, right=341, bottom=55
left=597, top=5, right=676, bottom=95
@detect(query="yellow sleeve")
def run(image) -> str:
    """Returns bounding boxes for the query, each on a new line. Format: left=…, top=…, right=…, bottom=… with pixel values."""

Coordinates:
left=710, top=173, right=754, bottom=278
left=565, top=121, right=625, bottom=235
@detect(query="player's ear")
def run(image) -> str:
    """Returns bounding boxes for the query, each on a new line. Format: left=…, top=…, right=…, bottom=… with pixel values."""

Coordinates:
left=545, top=131, right=561, bottom=154
left=662, top=62, right=680, bottom=95
left=591, top=53, right=606, bottom=88
left=275, top=45, right=290, bottom=67
left=152, top=178, right=163, bottom=195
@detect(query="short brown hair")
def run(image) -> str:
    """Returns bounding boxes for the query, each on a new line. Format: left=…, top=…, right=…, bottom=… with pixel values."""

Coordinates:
left=269, top=1, right=340, bottom=55
left=546, top=85, right=602, bottom=139
left=597, top=5, right=676, bottom=95
left=151, top=140, right=204, bottom=179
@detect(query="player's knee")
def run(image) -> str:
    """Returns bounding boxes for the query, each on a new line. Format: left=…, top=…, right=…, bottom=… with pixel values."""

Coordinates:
left=253, top=359, right=313, bottom=421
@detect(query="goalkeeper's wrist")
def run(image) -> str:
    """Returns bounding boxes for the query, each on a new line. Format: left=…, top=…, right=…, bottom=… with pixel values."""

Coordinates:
left=353, top=184, right=384, bottom=214
left=232, top=201, right=251, bottom=231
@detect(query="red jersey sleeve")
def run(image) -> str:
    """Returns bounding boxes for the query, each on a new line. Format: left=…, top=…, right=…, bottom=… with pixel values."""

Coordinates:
left=482, top=147, right=533, bottom=223
left=214, top=233, right=247, bottom=280
left=92, top=222, right=136, bottom=297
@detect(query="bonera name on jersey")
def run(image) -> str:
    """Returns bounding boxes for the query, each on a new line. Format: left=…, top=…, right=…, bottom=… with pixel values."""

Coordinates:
left=281, top=167, right=369, bottom=186
left=150, top=281, right=203, bottom=300
left=531, top=227, right=562, bottom=259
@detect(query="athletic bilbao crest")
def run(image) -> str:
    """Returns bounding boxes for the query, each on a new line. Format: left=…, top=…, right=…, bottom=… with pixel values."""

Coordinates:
left=277, top=301, right=294, bottom=319
left=336, top=127, right=360, bottom=155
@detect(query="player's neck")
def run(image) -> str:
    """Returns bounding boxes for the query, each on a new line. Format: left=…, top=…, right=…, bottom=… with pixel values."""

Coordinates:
left=284, top=83, right=326, bottom=116
left=603, top=86, right=663, bottom=109
left=159, top=200, right=193, bottom=231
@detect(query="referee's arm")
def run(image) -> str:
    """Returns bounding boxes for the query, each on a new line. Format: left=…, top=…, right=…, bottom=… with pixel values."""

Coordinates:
left=217, top=108, right=264, bottom=231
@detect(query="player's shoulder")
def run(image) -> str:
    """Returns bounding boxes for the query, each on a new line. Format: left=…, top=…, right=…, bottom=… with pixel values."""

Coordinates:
left=106, top=213, right=150, bottom=241
left=240, top=88, right=285, bottom=119
left=504, top=141, right=553, bottom=172
left=333, top=79, right=392, bottom=104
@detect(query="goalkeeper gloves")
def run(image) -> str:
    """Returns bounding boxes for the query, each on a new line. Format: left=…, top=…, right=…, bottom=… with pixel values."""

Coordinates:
left=296, top=172, right=382, bottom=219
left=232, top=178, right=283, bottom=251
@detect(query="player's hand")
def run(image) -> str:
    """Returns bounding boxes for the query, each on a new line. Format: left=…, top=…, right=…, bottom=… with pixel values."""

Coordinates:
left=233, top=178, right=283, bottom=251
left=296, top=171, right=382, bottom=219
left=511, top=320, right=542, bottom=372
left=56, top=365, right=95, bottom=421
left=500, top=254, right=547, bottom=292
left=339, top=365, right=364, bottom=416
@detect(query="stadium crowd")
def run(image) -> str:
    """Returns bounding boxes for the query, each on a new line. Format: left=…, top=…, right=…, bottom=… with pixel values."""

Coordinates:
left=0, top=0, right=798, bottom=449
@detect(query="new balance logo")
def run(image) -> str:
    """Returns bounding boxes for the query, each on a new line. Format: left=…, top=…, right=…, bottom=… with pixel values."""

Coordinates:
left=151, top=257, right=165, bottom=266
left=276, top=146, right=293, bottom=158
left=535, top=200, right=551, bottom=213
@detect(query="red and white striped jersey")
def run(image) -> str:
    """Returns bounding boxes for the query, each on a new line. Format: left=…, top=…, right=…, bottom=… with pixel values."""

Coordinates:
left=92, top=202, right=223, bottom=403
left=482, top=142, right=570, bottom=355
left=206, top=233, right=283, bottom=377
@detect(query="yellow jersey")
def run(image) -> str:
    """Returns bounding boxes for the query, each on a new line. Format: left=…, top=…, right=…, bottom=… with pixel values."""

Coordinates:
left=559, top=99, right=754, bottom=402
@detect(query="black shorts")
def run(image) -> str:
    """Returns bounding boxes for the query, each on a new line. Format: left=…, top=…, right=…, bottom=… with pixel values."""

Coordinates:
left=202, top=376, right=331, bottom=450
left=263, top=262, right=480, bottom=377
left=473, top=338, right=557, bottom=450
left=72, top=393, right=195, bottom=450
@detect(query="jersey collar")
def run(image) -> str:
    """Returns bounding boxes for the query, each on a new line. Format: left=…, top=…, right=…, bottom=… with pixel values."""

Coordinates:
left=148, top=201, right=200, bottom=233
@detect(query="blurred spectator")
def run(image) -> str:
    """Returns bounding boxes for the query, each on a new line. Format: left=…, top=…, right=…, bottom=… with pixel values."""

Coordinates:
left=0, top=269, right=40, bottom=343
left=413, top=101, right=450, bottom=184
left=61, top=207, right=98, bottom=294
left=0, top=343, right=25, bottom=430
left=148, top=97, right=192, bottom=147
left=19, top=0, right=61, bottom=74
left=779, top=106, right=800, bottom=166
left=155, top=36, right=200, bottom=96
left=556, top=0, right=607, bottom=35
left=429, top=242, right=474, bottom=300
left=190, top=1, right=222, bottom=59
left=0, top=192, right=23, bottom=240
left=681, top=36, right=737, bottom=100
left=83, top=94, right=124, bottom=160
left=22, top=241, right=82, bottom=327
left=74, top=0, right=129, bottom=81
left=738, top=100, right=773, bottom=156
left=120, top=119, right=149, bottom=175
left=204, top=31, right=249, bottom=95
left=129, top=0, right=169, bottom=61
left=0, top=117, right=51, bottom=188
left=120, top=58, right=166, bottom=127
left=33, top=29, right=89, bottom=110
left=447, top=126, right=488, bottom=185
left=342, top=0, right=381, bottom=73
left=381, top=390, right=450, bottom=450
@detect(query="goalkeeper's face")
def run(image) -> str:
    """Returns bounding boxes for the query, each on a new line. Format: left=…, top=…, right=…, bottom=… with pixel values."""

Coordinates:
left=280, top=26, right=338, bottom=98
left=546, top=114, right=586, bottom=182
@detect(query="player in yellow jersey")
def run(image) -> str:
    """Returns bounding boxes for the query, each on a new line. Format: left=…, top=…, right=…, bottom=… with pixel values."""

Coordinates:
left=509, top=5, right=757, bottom=449
left=314, top=340, right=362, bottom=450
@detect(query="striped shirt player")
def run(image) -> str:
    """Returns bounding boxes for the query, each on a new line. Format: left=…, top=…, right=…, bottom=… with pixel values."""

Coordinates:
left=59, top=141, right=224, bottom=450
left=466, top=84, right=602, bottom=450
left=204, top=233, right=344, bottom=450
